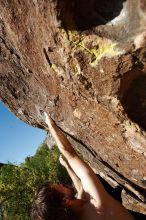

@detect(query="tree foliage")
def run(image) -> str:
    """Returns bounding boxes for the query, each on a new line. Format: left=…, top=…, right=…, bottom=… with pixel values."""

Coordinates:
left=0, top=143, right=71, bottom=220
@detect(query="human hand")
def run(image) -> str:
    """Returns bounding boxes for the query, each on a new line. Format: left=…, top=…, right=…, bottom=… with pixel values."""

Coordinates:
left=59, top=155, right=68, bottom=168
left=44, top=112, right=55, bottom=128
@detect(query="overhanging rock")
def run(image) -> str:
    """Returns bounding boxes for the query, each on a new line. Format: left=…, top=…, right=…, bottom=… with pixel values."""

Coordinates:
left=0, top=0, right=146, bottom=214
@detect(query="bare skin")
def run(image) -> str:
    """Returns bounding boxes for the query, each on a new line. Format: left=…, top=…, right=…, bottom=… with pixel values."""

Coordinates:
left=44, top=113, right=134, bottom=220
left=59, top=155, right=83, bottom=198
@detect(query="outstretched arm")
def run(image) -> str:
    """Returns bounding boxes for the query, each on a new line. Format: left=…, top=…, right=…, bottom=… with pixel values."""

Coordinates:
left=44, top=113, right=107, bottom=207
left=44, top=113, right=134, bottom=220
left=59, top=155, right=83, bottom=199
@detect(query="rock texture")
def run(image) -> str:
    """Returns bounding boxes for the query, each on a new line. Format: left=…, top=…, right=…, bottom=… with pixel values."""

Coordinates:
left=0, top=0, right=146, bottom=215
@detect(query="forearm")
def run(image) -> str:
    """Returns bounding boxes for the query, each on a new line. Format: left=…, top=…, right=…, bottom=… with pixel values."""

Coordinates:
left=45, top=113, right=106, bottom=201
left=65, top=162, right=82, bottom=194
left=46, top=115, right=97, bottom=182
left=49, top=124, right=76, bottom=159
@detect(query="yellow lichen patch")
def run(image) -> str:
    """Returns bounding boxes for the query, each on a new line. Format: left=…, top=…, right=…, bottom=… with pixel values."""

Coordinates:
left=59, top=28, right=70, bottom=43
left=89, top=41, right=122, bottom=66
left=67, top=30, right=78, bottom=43
left=78, top=36, right=123, bottom=67
left=51, top=63, right=57, bottom=72
left=59, top=28, right=83, bottom=49
left=78, top=40, right=91, bottom=53
left=59, top=30, right=123, bottom=69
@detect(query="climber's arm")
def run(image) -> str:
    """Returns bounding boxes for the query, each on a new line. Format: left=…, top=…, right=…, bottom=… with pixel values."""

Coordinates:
left=59, top=155, right=83, bottom=198
left=45, top=113, right=135, bottom=219
left=45, top=113, right=108, bottom=206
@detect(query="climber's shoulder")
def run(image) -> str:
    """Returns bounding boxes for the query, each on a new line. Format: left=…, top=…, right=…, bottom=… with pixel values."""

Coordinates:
left=81, top=194, right=134, bottom=220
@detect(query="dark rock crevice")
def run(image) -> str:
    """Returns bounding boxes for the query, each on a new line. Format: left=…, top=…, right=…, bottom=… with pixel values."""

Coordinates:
left=119, top=69, right=146, bottom=131
left=122, top=75, right=146, bottom=131
left=57, top=0, right=126, bottom=31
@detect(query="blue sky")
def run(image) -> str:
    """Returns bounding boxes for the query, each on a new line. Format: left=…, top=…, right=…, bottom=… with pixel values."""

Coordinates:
left=0, top=101, right=47, bottom=164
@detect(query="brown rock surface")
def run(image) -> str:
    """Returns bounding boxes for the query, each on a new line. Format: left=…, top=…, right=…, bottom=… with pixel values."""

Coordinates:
left=0, top=0, right=146, bottom=215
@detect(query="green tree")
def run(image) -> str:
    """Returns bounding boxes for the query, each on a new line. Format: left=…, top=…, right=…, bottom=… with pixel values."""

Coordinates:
left=0, top=143, right=71, bottom=220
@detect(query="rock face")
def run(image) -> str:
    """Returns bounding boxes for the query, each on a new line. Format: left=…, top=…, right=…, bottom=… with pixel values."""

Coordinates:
left=0, top=0, right=146, bottom=215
